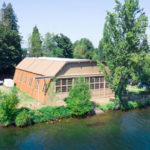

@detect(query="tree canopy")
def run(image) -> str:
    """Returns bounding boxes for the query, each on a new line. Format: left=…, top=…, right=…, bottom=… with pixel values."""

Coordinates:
left=73, top=38, right=95, bottom=59
left=98, top=0, right=149, bottom=105
left=29, top=26, right=42, bottom=57
left=43, top=32, right=63, bottom=57
left=42, top=33, right=73, bottom=58
left=0, top=3, right=22, bottom=73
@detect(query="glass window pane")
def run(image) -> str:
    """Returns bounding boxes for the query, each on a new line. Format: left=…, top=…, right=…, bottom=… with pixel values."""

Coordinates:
left=62, top=79, right=66, bottom=85
left=95, top=77, right=100, bottom=82
left=43, top=82, right=47, bottom=93
left=62, top=86, right=66, bottom=92
left=56, top=79, right=61, bottom=86
left=95, top=83, right=100, bottom=89
left=100, top=76, right=104, bottom=82
left=23, top=76, right=27, bottom=84
left=35, top=80, right=40, bottom=89
left=105, top=83, right=109, bottom=88
left=28, top=78, right=33, bottom=87
left=100, top=83, right=104, bottom=88
left=90, top=77, right=94, bottom=83
left=68, top=78, right=72, bottom=85
left=90, top=84, right=94, bottom=89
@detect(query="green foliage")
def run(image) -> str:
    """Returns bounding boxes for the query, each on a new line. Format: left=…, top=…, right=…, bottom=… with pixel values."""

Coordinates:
left=73, top=38, right=94, bottom=59
left=99, top=100, right=150, bottom=111
left=43, top=33, right=73, bottom=58
left=43, top=33, right=63, bottom=57
left=54, top=33, right=73, bottom=58
left=98, top=102, right=116, bottom=112
left=15, top=109, right=32, bottom=127
left=30, top=106, right=72, bottom=123
left=98, top=0, right=148, bottom=105
left=66, top=77, right=93, bottom=116
left=0, top=89, right=19, bottom=126
left=141, top=54, right=150, bottom=88
left=0, top=3, right=22, bottom=73
left=29, top=26, right=42, bottom=57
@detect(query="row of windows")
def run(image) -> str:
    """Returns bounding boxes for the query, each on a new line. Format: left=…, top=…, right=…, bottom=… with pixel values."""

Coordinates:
left=15, top=73, right=109, bottom=94
left=55, top=76, right=109, bottom=93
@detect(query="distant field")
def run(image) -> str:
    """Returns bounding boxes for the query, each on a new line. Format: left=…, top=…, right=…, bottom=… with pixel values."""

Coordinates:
left=126, top=85, right=146, bottom=94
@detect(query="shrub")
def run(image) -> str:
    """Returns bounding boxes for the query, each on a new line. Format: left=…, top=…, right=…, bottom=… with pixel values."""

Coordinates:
left=15, top=109, right=32, bottom=127
left=98, top=102, right=116, bottom=112
left=30, top=106, right=72, bottom=123
left=66, top=77, right=93, bottom=116
left=0, top=89, right=19, bottom=126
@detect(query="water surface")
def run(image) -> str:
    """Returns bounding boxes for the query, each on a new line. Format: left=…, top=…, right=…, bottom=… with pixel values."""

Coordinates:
left=1, top=108, right=150, bottom=150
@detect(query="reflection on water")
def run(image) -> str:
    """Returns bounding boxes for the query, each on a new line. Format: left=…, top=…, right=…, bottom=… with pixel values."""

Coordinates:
left=1, top=108, right=150, bottom=150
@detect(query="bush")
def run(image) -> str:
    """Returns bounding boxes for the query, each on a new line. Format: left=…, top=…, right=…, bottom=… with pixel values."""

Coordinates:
left=66, top=77, right=93, bottom=116
left=98, top=102, right=116, bottom=112
left=15, top=109, right=32, bottom=127
left=0, top=88, right=19, bottom=126
left=30, top=106, right=72, bottom=123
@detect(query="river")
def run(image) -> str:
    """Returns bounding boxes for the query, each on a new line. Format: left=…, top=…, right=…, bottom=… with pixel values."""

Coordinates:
left=1, top=108, right=150, bottom=150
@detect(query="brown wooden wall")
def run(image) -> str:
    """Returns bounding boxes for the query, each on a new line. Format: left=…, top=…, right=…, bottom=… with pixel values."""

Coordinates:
left=14, top=69, right=50, bottom=104
left=14, top=62, right=114, bottom=105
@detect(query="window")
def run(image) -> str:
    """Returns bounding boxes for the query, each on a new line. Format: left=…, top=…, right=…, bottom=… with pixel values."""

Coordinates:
left=90, top=77, right=94, bottom=83
left=43, top=82, right=48, bottom=93
left=55, top=78, right=73, bottom=93
left=105, top=82, right=109, bottom=88
left=85, top=76, right=105, bottom=90
left=62, top=79, right=66, bottom=85
left=35, top=79, right=40, bottom=90
left=100, top=83, right=104, bottom=88
left=23, top=76, right=27, bottom=84
left=100, top=76, right=104, bottom=82
left=68, top=78, right=72, bottom=85
left=28, top=78, right=33, bottom=87
left=19, top=73, right=23, bottom=82
left=56, top=79, right=61, bottom=86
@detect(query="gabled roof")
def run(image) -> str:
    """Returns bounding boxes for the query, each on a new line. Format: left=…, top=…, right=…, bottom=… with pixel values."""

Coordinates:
left=16, top=57, right=94, bottom=77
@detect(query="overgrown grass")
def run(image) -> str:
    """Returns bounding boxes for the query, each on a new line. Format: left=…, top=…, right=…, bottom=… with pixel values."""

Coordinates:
left=98, top=100, right=150, bottom=112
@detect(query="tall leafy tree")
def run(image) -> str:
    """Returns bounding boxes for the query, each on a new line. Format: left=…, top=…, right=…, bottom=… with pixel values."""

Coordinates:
left=1, top=3, right=18, bottom=31
left=98, top=0, right=148, bottom=105
left=73, top=38, right=94, bottom=59
left=29, top=26, right=42, bottom=57
left=43, top=33, right=63, bottom=57
left=0, top=3, right=22, bottom=73
left=54, top=33, right=73, bottom=58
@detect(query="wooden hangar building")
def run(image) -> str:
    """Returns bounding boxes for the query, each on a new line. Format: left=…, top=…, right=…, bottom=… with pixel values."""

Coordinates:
left=13, top=57, right=114, bottom=105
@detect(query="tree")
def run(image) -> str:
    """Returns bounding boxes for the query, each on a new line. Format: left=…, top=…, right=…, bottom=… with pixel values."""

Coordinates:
left=1, top=3, right=18, bottom=31
left=65, top=77, right=93, bottom=116
left=0, top=3, right=22, bottom=73
left=98, top=39, right=105, bottom=61
left=73, top=38, right=94, bottom=59
left=43, top=33, right=63, bottom=57
left=54, top=33, right=73, bottom=58
left=29, top=26, right=42, bottom=57
left=141, top=54, right=150, bottom=88
left=98, top=0, right=148, bottom=105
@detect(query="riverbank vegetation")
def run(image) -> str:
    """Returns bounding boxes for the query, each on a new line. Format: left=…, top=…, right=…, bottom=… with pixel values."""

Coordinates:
left=0, top=78, right=93, bottom=127
left=98, top=99, right=150, bottom=112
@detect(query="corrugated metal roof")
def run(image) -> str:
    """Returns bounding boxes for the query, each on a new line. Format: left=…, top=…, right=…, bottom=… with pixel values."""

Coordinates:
left=16, top=57, right=94, bottom=77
